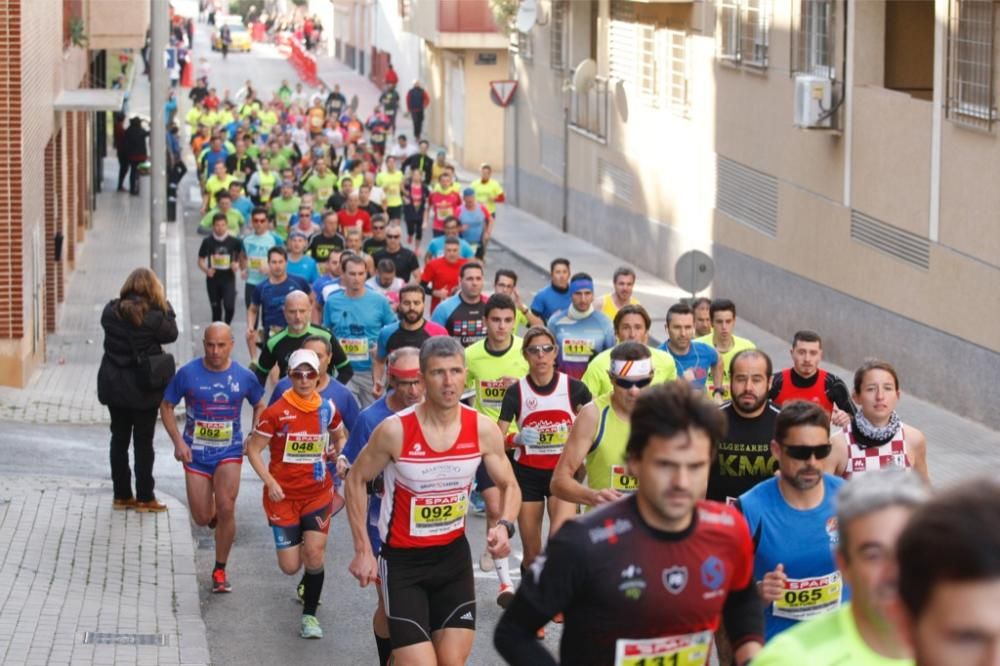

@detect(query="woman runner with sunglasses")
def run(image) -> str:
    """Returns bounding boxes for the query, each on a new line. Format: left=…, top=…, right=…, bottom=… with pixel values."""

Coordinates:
left=495, top=327, right=591, bottom=623
left=735, top=400, right=850, bottom=642
left=551, top=341, right=653, bottom=509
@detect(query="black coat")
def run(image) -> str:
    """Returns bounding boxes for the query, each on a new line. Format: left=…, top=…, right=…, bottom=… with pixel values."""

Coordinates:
left=122, top=122, right=149, bottom=162
left=97, top=299, right=178, bottom=410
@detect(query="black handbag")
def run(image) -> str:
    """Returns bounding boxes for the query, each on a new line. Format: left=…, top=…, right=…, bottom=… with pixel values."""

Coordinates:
left=127, top=328, right=175, bottom=391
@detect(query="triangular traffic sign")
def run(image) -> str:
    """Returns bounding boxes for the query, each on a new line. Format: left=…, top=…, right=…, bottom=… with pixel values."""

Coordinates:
left=489, top=80, right=518, bottom=107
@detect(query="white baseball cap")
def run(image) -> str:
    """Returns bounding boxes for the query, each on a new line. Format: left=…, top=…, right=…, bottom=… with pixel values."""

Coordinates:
left=288, top=349, right=320, bottom=372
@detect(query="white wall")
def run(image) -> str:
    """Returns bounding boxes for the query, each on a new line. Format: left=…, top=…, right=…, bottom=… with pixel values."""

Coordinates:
left=373, top=0, right=423, bottom=91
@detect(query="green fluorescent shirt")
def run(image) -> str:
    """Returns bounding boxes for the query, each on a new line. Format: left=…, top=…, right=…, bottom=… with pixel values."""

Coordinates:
left=754, top=604, right=914, bottom=666
left=464, top=337, right=529, bottom=422
left=695, top=333, right=755, bottom=400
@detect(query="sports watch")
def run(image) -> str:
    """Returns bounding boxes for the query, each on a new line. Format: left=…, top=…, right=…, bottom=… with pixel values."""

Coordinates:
left=497, top=518, right=516, bottom=539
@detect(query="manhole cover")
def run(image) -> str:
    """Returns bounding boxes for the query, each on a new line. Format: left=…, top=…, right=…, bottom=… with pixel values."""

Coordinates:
left=82, top=632, right=169, bottom=646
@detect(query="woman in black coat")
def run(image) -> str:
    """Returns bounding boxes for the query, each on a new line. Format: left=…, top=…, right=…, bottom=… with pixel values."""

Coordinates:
left=97, top=268, right=178, bottom=512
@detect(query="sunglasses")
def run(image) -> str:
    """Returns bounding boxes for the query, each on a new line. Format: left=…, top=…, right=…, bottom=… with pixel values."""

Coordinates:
left=782, top=444, right=833, bottom=461
left=613, top=376, right=654, bottom=390
left=525, top=344, right=556, bottom=355
left=373, top=226, right=386, bottom=230
left=289, top=370, right=318, bottom=380
left=386, top=234, right=401, bottom=238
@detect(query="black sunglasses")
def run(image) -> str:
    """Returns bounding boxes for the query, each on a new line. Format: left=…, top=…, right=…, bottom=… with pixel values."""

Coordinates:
left=613, top=376, right=654, bottom=390
left=782, top=444, right=833, bottom=461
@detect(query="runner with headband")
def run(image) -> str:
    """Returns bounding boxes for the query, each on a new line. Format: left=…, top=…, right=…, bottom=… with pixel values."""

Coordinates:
left=547, top=273, right=615, bottom=380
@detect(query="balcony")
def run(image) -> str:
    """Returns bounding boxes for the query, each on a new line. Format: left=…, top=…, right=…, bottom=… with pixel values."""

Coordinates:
left=86, top=0, right=149, bottom=50
left=405, top=0, right=507, bottom=50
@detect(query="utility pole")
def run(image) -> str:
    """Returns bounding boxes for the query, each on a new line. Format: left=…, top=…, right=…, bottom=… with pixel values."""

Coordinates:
left=150, top=0, right=168, bottom=278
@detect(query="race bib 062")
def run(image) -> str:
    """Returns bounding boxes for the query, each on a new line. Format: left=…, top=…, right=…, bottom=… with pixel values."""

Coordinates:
left=193, top=420, right=234, bottom=448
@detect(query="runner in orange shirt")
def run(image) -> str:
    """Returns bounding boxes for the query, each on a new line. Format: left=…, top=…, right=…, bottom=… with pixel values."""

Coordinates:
left=245, top=349, right=347, bottom=640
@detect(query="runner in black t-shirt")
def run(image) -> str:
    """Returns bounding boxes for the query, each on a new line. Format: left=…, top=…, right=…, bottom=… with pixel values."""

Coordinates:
left=308, top=212, right=345, bottom=271
left=362, top=216, right=388, bottom=256
left=708, top=349, right=781, bottom=503
left=197, top=213, right=245, bottom=324
left=371, top=285, right=448, bottom=397
left=373, top=226, right=420, bottom=281
left=494, top=382, right=764, bottom=666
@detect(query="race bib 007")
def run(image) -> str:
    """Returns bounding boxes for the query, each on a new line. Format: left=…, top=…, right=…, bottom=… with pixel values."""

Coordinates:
left=614, top=630, right=711, bottom=666
left=478, top=379, right=508, bottom=411
left=772, top=572, right=842, bottom=621
left=409, top=492, right=467, bottom=538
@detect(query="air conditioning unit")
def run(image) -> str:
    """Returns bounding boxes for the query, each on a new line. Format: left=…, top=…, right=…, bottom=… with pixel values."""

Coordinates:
left=794, top=74, right=834, bottom=129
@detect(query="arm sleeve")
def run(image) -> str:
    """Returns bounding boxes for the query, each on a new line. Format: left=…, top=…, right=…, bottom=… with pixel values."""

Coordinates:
left=768, top=372, right=783, bottom=401
left=568, top=378, right=593, bottom=409
left=721, top=579, right=765, bottom=651
left=497, top=383, right=522, bottom=424
left=253, top=338, right=278, bottom=384
left=825, top=373, right=854, bottom=414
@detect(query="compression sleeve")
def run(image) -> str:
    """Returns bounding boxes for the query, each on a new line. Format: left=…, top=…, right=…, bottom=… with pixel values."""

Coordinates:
left=825, top=373, right=854, bottom=414
left=768, top=371, right=783, bottom=401
left=253, top=335, right=280, bottom=384
left=721, top=579, right=765, bottom=651
left=497, top=382, right=522, bottom=424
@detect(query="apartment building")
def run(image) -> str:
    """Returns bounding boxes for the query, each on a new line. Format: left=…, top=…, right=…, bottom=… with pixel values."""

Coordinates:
left=0, top=0, right=146, bottom=386
left=332, top=0, right=508, bottom=170
left=506, top=0, right=1000, bottom=428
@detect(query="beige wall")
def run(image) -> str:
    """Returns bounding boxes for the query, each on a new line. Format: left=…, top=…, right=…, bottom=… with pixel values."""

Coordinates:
left=87, top=0, right=149, bottom=49
left=460, top=50, right=507, bottom=171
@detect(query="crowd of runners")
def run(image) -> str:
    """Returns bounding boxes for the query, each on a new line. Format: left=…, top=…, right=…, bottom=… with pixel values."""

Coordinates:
left=151, top=69, right=1000, bottom=666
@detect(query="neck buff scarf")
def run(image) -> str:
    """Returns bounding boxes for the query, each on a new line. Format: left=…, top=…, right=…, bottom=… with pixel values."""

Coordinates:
left=568, top=304, right=594, bottom=320
left=282, top=388, right=321, bottom=413
left=852, top=409, right=901, bottom=447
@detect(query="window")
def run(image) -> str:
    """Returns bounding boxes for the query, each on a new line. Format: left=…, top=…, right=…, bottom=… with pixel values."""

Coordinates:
left=398, top=0, right=410, bottom=18
left=551, top=0, right=569, bottom=71
left=718, top=0, right=770, bottom=67
left=639, top=24, right=659, bottom=106
left=570, top=76, right=609, bottom=142
left=947, top=0, right=996, bottom=130
left=665, top=29, right=689, bottom=115
left=609, top=1, right=639, bottom=86
left=510, top=29, right=534, bottom=63
left=792, top=0, right=836, bottom=79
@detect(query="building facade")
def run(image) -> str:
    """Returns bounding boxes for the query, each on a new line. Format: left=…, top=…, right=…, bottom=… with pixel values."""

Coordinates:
left=0, top=0, right=146, bottom=387
left=506, top=0, right=1000, bottom=428
left=332, top=0, right=508, bottom=170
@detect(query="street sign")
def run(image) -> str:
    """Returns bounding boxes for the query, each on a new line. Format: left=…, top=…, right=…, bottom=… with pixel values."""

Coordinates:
left=674, top=250, right=715, bottom=296
left=490, top=80, right=518, bottom=107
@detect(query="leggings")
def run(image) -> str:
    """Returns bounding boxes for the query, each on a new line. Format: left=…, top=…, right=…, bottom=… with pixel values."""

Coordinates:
left=206, top=275, right=236, bottom=324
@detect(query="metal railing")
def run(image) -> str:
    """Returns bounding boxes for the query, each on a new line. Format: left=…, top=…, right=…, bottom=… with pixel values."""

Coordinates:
left=570, top=76, right=609, bottom=142
left=947, top=0, right=997, bottom=131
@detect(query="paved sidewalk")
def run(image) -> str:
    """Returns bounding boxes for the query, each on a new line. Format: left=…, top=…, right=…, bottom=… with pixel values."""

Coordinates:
left=0, top=70, right=191, bottom=425
left=491, top=205, right=1000, bottom=486
left=0, top=476, right=207, bottom=665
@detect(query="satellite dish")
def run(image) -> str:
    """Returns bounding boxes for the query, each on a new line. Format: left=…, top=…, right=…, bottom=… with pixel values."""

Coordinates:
left=572, top=59, right=597, bottom=94
left=516, top=0, right=538, bottom=33
left=614, top=79, right=628, bottom=123
left=674, top=250, right=715, bottom=296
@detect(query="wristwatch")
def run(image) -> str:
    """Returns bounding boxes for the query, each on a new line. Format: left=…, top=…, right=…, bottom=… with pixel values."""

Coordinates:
left=497, top=518, right=516, bottom=539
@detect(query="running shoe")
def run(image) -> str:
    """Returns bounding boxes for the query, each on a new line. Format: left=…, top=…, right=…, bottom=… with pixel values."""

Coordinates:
left=536, top=627, right=546, bottom=640
left=479, top=550, right=495, bottom=572
left=497, top=583, right=515, bottom=609
left=300, top=614, right=323, bottom=639
left=211, top=569, right=231, bottom=593
left=553, top=612, right=564, bottom=624
left=469, top=490, right=486, bottom=514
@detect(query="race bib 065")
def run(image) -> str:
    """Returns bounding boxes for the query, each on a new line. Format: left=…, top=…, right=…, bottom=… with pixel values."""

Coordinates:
left=772, top=572, right=842, bottom=621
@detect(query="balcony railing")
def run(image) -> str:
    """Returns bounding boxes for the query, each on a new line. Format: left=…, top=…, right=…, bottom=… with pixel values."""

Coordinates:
left=570, top=76, right=609, bottom=142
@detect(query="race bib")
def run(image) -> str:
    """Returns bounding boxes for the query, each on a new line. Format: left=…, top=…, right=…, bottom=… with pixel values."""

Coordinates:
left=259, top=184, right=273, bottom=201
left=525, top=426, right=569, bottom=456
left=611, top=464, right=638, bottom=493
left=772, top=572, right=843, bottom=621
left=561, top=338, right=593, bottom=362
left=193, top=420, right=234, bottom=448
left=614, top=631, right=711, bottom=666
left=371, top=131, right=386, bottom=143
left=210, top=253, right=232, bottom=270
left=339, top=337, right=369, bottom=363
left=248, top=256, right=266, bottom=272
left=318, top=186, right=333, bottom=201
left=275, top=211, right=292, bottom=229
left=478, top=379, right=509, bottom=411
left=409, top=492, right=468, bottom=538
left=283, top=432, right=328, bottom=464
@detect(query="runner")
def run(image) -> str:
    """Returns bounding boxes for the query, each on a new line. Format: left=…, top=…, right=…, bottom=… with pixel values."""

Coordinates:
left=308, top=212, right=345, bottom=273
left=463, top=294, right=530, bottom=604
left=372, top=223, right=420, bottom=282
left=495, top=382, right=764, bottom=666
left=598, top=266, right=640, bottom=320
left=470, top=163, right=504, bottom=219
left=581, top=304, right=677, bottom=398
left=285, top=231, right=320, bottom=284
left=896, top=479, right=1000, bottom=666
left=551, top=342, right=653, bottom=506
left=197, top=213, right=245, bottom=325
left=338, top=347, right=426, bottom=666
left=737, top=400, right=849, bottom=641
left=246, top=156, right=278, bottom=205
left=245, top=349, right=347, bottom=639
left=660, top=302, right=725, bottom=394
left=692, top=296, right=713, bottom=337
left=431, top=262, right=488, bottom=347
left=457, top=188, right=493, bottom=260
left=769, top=330, right=853, bottom=425
left=250, top=290, right=352, bottom=385
left=372, top=285, right=448, bottom=397
left=242, top=208, right=282, bottom=309
left=695, top=299, right=756, bottom=400
left=363, top=216, right=390, bottom=257
left=245, top=246, right=311, bottom=358
left=401, top=167, right=429, bottom=250
left=547, top=272, right=616, bottom=379
left=708, top=349, right=781, bottom=503
left=343, top=230, right=376, bottom=275
left=496, top=327, right=591, bottom=610
left=344, top=337, right=522, bottom=665
left=376, top=156, right=405, bottom=222
left=322, top=253, right=397, bottom=408
left=160, top=323, right=265, bottom=594
left=303, top=158, right=337, bottom=205
left=528, top=258, right=572, bottom=327
left=311, top=249, right=344, bottom=323
left=755, top=469, right=929, bottom=665
left=427, top=171, right=462, bottom=238
left=419, top=238, right=468, bottom=311
left=830, top=360, right=930, bottom=483
left=423, top=216, right=475, bottom=261
left=269, top=180, right=301, bottom=241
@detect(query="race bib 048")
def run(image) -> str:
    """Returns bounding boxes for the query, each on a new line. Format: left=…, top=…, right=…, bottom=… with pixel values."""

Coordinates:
left=772, top=572, right=843, bottom=621
left=409, top=492, right=467, bottom=538
left=283, top=432, right=328, bottom=464
left=614, top=630, right=711, bottom=666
